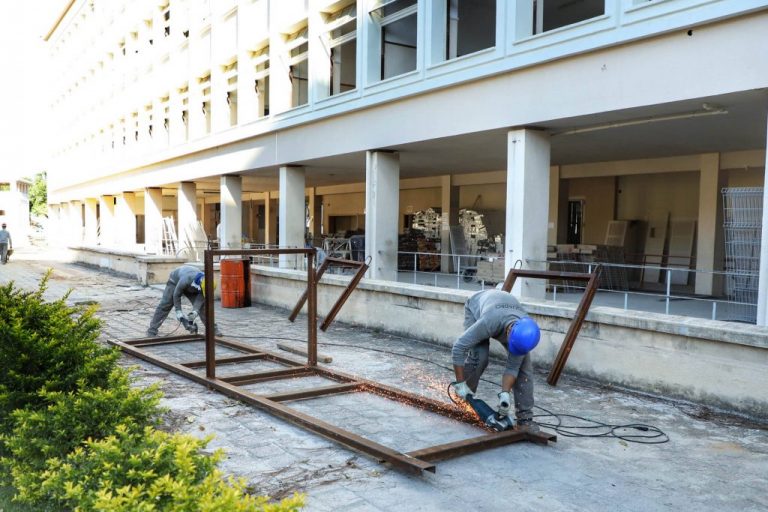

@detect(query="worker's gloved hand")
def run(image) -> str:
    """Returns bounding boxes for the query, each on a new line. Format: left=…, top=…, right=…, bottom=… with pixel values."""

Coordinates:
left=187, top=311, right=198, bottom=322
left=450, top=381, right=473, bottom=400
left=175, top=309, right=184, bottom=321
left=497, top=391, right=511, bottom=416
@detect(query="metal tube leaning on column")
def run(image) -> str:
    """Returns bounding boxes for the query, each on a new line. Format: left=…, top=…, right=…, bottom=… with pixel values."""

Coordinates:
left=204, top=250, right=217, bottom=379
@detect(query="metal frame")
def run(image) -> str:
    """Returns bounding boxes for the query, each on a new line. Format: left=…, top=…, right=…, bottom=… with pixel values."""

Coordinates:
left=288, top=256, right=370, bottom=331
left=501, top=266, right=601, bottom=386
left=111, top=248, right=555, bottom=476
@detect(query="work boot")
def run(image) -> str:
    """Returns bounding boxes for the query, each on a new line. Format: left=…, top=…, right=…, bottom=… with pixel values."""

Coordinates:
left=514, top=420, right=540, bottom=433
left=146, top=330, right=158, bottom=338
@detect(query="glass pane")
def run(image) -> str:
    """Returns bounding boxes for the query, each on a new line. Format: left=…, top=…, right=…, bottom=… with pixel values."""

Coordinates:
left=542, top=0, right=604, bottom=32
left=371, top=0, right=417, bottom=18
left=382, top=13, right=416, bottom=79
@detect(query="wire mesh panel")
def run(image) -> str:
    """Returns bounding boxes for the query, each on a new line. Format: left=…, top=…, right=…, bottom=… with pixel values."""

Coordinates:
left=722, top=187, right=762, bottom=323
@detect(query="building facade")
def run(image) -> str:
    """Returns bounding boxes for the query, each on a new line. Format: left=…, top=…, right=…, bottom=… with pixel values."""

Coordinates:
left=0, top=174, right=31, bottom=243
left=44, top=1, right=768, bottom=322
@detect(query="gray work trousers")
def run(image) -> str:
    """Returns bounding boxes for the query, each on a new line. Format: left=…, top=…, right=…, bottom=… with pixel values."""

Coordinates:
left=147, top=281, right=214, bottom=336
left=0, top=243, right=7, bottom=264
left=463, top=307, right=534, bottom=422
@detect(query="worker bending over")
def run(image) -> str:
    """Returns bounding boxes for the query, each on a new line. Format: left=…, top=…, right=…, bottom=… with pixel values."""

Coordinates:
left=147, top=265, right=220, bottom=337
left=451, top=289, right=541, bottom=431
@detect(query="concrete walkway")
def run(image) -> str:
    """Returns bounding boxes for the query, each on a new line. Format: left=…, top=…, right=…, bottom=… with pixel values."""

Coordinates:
left=1, top=246, right=766, bottom=512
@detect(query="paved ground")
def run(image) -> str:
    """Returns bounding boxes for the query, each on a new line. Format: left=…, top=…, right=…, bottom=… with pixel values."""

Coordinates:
left=2, top=246, right=767, bottom=512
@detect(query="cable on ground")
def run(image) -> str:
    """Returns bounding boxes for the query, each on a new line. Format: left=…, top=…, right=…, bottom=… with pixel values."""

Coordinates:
left=223, top=335, right=668, bottom=444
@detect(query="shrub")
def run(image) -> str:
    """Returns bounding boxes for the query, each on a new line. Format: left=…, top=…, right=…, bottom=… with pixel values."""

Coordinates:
left=0, top=274, right=117, bottom=439
left=36, top=425, right=304, bottom=512
left=4, top=369, right=163, bottom=501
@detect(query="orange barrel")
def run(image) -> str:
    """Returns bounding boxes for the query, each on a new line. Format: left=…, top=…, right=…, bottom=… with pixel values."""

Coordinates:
left=220, top=258, right=246, bottom=308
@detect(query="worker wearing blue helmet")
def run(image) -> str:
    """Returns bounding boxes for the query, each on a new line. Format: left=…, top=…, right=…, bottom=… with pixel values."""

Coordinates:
left=451, top=289, right=541, bottom=431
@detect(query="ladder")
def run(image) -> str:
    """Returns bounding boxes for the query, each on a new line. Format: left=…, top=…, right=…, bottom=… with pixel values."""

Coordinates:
left=161, top=217, right=178, bottom=256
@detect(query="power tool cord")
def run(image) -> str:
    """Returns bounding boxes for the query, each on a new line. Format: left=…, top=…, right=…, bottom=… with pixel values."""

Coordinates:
left=224, top=335, right=668, bottom=444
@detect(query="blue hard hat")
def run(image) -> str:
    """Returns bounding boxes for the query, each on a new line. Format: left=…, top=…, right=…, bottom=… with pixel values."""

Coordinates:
left=508, top=317, right=540, bottom=356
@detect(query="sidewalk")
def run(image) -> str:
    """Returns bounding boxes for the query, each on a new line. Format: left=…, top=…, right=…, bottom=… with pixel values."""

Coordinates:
left=1, top=246, right=766, bottom=512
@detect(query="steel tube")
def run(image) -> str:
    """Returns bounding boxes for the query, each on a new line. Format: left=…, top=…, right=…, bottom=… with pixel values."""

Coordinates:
left=204, top=250, right=215, bottom=379
left=222, top=367, right=313, bottom=385
left=262, top=382, right=361, bottom=402
left=307, top=250, right=317, bottom=366
left=320, top=262, right=369, bottom=331
left=181, top=353, right=267, bottom=368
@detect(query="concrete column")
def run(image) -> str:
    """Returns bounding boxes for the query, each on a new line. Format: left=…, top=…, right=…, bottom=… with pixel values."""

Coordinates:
left=144, top=187, right=164, bottom=254
left=48, top=204, right=61, bottom=246
left=547, top=166, right=560, bottom=246
left=220, top=175, right=243, bottom=249
left=115, top=192, right=137, bottom=249
left=440, top=175, right=459, bottom=272
left=307, top=187, right=319, bottom=241
left=365, top=151, right=400, bottom=281
left=757, top=116, right=768, bottom=325
left=279, top=166, right=306, bottom=267
left=506, top=129, right=551, bottom=299
left=70, top=200, right=84, bottom=245
left=99, top=196, right=115, bottom=246
left=178, top=182, right=198, bottom=248
left=83, top=198, right=98, bottom=245
left=59, top=202, right=71, bottom=246
left=695, top=154, right=723, bottom=296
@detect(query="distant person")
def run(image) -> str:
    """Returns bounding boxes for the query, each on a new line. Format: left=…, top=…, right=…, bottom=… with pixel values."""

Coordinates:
left=450, top=289, right=541, bottom=431
left=147, top=265, right=221, bottom=337
left=0, top=223, right=12, bottom=264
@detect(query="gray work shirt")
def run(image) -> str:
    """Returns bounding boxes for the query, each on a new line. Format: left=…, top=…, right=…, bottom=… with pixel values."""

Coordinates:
left=168, top=265, right=203, bottom=312
left=0, top=229, right=11, bottom=246
left=452, top=289, right=528, bottom=367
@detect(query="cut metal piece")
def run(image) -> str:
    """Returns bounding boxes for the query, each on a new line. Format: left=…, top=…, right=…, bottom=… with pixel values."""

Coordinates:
left=501, top=266, right=601, bottom=386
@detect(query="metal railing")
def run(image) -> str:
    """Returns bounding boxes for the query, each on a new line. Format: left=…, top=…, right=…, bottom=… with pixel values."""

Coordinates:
left=395, top=251, right=759, bottom=324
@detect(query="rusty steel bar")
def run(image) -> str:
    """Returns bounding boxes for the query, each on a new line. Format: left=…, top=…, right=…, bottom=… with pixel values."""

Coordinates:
left=501, top=268, right=592, bottom=293
left=262, top=382, right=361, bottom=402
left=288, top=257, right=331, bottom=322
left=204, top=250, right=216, bottom=379
left=108, top=339, right=435, bottom=475
left=222, top=366, right=314, bottom=385
left=181, top=353, right=267, bottom=369
left=313, top=367, right=477, bottom=424
left=307, top=250, right=318, bottom=366
left=214, top=338, right=307, bottom=367
left=547, top=266, right=601, bottom=386
left=125, top=334, right=205, bottom=347
left=289, top=256, right=368, bottom=332
left=407, top=429, right=556, bottom=462
left=320, top=260, right=369, bottom=331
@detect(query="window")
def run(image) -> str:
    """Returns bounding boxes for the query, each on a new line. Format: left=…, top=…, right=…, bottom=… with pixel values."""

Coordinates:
left=0, top=184, right=10, bottom=192
left=286, top=27, right=308, bottom=107
left=252, top=45, right=270, bottom=117
left=198, top=73, right=211, bottom=134
left=223, top=61, right=238, bottom=126
left=179, top=84, right=189, bottom=141
left=532, top=0, right=605, bottom=34
left=325, top=3, right=357, bottom=96
left=446, top=0, right=496, bottom=60
left=370, top=0, right=418, bottom=80
left=162, top=2, right=171, bottom=37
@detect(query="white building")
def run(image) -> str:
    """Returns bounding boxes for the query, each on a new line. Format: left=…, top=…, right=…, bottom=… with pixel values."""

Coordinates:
left=0, top=174, right=31, bottom=244
left=44, top=1, right=768, bottom=322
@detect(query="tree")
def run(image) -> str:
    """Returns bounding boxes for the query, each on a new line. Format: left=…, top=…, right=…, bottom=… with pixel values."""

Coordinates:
left=28, top=171, right=46, bottom=217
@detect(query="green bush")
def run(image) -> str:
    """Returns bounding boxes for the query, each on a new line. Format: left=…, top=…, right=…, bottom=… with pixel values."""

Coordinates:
left=36, top=425, right=304, bottom=512
left=0, top=275, right=305, bottom=511
left=0, top=274, right=117, bottom=439
left=4, top=369, right=163, bottom=501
